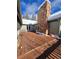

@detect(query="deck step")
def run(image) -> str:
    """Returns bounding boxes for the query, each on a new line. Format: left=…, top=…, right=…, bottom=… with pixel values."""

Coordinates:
left=46, top=45, right=61, bottom=59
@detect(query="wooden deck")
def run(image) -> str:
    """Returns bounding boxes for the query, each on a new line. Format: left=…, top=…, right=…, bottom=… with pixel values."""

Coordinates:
left=17, top=32, right=58, bottom=59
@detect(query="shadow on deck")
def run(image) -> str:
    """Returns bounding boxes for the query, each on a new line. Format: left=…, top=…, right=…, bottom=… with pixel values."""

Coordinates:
left=37, top=39, right=61, bottom=59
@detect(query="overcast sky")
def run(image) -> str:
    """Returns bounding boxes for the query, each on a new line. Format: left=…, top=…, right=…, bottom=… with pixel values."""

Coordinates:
left=20, top=0, right=61, bottom=16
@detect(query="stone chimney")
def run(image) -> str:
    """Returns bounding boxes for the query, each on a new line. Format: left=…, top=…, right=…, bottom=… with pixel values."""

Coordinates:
left=37, top=0, right=51, bottom=35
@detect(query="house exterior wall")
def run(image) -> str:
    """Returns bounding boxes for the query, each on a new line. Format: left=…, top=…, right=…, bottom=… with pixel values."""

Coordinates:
left=37, top=1, right=51, bottom=34
left=48, top=18, right=61, bottom=35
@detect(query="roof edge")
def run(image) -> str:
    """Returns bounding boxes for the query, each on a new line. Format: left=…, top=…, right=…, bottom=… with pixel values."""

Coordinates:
left=48, top=11, right=61, bottom=21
